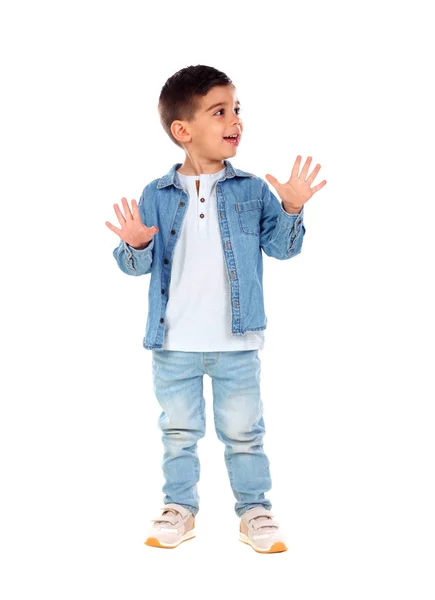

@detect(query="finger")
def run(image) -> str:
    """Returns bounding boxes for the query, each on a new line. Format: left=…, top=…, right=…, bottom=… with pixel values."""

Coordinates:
left=265, top=173, right=280, bottom=189
left=113, top=203, right=126, bottom=226
left=291, top=155, right=302, bottom=179
left=300, top=156, right=312, bottom=180
left=105, top=220, right=122, bottom=235
left=310, top=180, right=327, bottom=194
left=121, top=197, right=133, bottom=220
left=306, top=164, right=321, bottom=185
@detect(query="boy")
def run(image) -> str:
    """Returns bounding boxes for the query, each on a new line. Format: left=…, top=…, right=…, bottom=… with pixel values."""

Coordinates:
left=105, top=65, right=326, bottom=553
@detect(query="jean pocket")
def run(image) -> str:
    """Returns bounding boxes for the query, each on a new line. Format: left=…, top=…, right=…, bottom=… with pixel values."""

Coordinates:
left=236, top=198, right=262, bottom=236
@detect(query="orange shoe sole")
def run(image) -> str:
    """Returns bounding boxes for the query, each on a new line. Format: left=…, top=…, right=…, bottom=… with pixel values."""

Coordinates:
left=144, top=529, right=196, bottom=549
left=239, top=533, right=288, bottom=553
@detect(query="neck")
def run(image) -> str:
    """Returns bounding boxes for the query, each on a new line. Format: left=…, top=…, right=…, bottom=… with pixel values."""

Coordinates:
left=177, top=155, right=226, bottom=176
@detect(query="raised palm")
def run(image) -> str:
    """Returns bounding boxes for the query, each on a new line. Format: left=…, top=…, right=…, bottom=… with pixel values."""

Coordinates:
left=105, top=198, right=158, bottom=249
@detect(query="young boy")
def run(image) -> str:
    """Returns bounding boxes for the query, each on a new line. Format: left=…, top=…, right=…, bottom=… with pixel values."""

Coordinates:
left=105, top=65, right=326, bottom=553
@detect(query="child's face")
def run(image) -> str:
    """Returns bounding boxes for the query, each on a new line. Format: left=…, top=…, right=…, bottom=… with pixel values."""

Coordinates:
left=173, top=85, right=243, bottom=159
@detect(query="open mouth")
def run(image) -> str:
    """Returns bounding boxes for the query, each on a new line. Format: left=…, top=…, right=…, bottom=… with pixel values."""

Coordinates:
left=223, top=134, right=240, bottom=145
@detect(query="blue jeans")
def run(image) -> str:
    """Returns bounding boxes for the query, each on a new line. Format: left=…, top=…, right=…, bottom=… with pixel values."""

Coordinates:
left=151, top=349, right=273, bottom=518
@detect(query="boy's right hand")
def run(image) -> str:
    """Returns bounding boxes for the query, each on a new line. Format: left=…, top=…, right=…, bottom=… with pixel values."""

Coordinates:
left=105, top=198, right=159, bottom=249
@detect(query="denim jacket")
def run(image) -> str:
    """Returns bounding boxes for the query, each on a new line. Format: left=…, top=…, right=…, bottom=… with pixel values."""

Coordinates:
left=112, top=159, right=306, bottom=350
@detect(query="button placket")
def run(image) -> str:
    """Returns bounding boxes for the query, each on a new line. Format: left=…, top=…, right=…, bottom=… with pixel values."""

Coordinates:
left=196, top=178, right=207, bottom=222
left=157, top=187, right=189, bottom=342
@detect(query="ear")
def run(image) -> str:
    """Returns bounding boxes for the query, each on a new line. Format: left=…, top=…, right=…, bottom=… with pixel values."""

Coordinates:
left=171, top=120, right=191, bottom=144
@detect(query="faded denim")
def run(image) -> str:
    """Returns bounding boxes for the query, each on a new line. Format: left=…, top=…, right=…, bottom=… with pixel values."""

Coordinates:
left=151, top=349, right=273, bottom=518
left=112, top=159, right=306, bottom=350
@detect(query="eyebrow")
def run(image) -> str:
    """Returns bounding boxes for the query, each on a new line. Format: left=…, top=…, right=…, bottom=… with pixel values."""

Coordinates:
left=205, top=100, right=241, bottom=112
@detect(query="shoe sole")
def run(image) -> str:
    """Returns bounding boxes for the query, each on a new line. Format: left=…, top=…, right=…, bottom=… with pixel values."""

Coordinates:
left=239, top=532, right=288, bottom=553
left=144, top=528, right=196, bottom=549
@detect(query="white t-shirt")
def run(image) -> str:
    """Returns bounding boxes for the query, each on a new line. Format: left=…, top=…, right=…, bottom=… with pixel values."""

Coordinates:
left=161, top=167, right=265, bottom=351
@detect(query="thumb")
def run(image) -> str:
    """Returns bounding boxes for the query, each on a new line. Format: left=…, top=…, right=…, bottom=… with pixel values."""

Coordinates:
left=265, top=174, right=280, bottom=190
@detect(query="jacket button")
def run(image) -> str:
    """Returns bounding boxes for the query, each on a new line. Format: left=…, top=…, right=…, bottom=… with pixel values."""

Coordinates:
left=200, top=213, right=204, bottom=218
left=179, top=201, right=185, bottom=206
left=164, top=258, right=169, bottom=264
left=200, top=197, right=205, bottom=202
left=161, top=289, right=165, bottom=294
left=170, top=229, right=176, bottom=234
left=160, top=318, right=164, bottom=323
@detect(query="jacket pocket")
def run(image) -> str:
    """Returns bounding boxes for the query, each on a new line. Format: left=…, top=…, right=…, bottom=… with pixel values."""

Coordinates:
left=236, top=198, right=262, bottom=235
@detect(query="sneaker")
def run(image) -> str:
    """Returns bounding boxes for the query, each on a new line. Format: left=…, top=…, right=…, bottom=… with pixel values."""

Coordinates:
left=239, top=506, right=288, bottom=553
left=144, top=503, right=196, bottom=549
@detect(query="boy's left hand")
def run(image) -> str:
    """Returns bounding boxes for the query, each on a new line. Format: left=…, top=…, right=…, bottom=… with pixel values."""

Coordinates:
left=265, top=155, right=327, bottom=214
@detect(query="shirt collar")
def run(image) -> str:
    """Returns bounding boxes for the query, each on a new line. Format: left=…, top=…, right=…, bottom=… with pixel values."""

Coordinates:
left=157, top=159, right=253, bottom=189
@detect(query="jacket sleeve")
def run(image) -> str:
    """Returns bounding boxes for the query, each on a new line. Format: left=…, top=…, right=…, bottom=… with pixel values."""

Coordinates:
left=112, top=189, right=155, bottom=276
left=259, top=180, right=306, bottom=260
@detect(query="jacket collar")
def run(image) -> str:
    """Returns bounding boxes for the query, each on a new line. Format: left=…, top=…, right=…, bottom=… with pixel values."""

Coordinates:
left=157, top=159, right=253, bottom=189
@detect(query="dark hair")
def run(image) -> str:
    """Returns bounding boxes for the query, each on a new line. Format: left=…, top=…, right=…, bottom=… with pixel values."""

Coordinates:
left=158, top=65, right=234, bottom=148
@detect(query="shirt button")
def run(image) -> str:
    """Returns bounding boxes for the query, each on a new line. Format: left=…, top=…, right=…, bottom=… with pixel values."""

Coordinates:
left=160, top=318, right=164, bottom=323
left=179, top=201, right=185, bottom=206
left=200, top=197, right=205, bottom=202
left=164, top=258, right=169, bottom=264
left=161, top=289, right=165, bottom=294
left=170, top=229, right=176, bottom=234
left=200, top=213, right=205, bottom=218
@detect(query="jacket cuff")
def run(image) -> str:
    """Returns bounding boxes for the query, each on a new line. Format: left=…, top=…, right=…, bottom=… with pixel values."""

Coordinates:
left=279, top=202, right=305, bottom=230
left=123, top=236, right=154, bottom=271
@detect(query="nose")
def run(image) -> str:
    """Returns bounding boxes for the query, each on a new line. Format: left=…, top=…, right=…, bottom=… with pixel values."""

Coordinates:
left=233, top=116, right=242, bottom=130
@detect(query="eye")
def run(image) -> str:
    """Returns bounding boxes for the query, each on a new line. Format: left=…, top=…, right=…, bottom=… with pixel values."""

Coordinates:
left=214, top=107, right=242, bottom=116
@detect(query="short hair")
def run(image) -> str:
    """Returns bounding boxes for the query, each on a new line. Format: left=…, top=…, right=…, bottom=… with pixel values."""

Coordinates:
left=158, top=64, right=234, bottom=149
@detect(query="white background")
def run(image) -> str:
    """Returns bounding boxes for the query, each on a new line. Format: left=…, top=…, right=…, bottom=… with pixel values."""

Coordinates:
left=1, top=0, right=434, bottom=598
